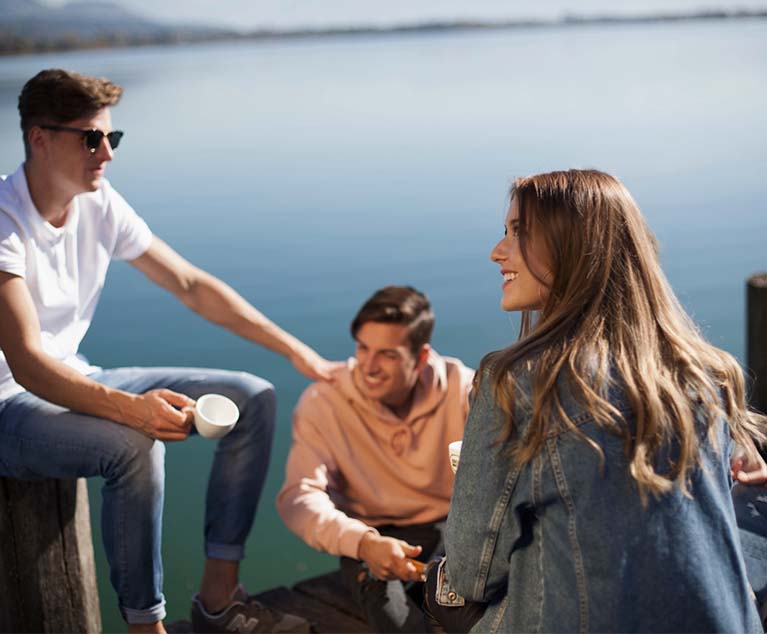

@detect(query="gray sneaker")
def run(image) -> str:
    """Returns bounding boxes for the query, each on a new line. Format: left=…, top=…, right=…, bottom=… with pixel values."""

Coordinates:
left=191, top=585, right=311, bottom=633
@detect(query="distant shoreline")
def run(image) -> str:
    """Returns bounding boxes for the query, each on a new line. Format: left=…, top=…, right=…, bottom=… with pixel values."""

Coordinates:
left=2, top=8, right=766, bottom=57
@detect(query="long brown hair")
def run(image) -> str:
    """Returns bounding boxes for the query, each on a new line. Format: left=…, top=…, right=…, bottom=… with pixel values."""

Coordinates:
left=482, top=169, right=764, bottom=501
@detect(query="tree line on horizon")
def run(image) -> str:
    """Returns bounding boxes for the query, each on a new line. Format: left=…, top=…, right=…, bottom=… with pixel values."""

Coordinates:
left=2, top=6, right=766, bottom=57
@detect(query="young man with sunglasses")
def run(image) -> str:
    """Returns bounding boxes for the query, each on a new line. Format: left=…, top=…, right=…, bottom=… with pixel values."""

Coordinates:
left=0, top=69, right=332, bottom=633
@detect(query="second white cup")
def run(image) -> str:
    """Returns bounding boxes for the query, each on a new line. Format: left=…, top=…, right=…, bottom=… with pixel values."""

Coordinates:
left=449, top=440, right=462, bottom=474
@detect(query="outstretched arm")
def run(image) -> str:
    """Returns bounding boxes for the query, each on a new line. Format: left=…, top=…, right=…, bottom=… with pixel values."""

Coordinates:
left=0, top=271, right=193, bottom=440
left=130, top=237, right=341, bottom=381
left=446, top=371, right=521, bottom=602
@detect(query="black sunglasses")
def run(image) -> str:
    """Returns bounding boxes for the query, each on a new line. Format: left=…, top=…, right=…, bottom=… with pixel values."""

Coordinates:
left=40, top=125, right=124, bottom=154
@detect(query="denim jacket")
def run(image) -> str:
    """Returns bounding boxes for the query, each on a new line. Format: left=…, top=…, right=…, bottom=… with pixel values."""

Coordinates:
left=444, top=364, right=760, bottom=633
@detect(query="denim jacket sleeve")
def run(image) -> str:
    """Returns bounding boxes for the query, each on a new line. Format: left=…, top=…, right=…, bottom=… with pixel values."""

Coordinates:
left=444, top=368, right=534, bottom=603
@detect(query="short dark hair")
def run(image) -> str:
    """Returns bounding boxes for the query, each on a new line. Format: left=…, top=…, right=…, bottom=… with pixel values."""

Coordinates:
left=18, top=69, right=123, bottom=156
left=350, top=286, right=435, bottom=355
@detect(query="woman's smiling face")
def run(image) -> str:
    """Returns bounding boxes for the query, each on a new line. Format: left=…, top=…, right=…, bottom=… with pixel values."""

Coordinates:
left=490, top=197, right=553, bottom=312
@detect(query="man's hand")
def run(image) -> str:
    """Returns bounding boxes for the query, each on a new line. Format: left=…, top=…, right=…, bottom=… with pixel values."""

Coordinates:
left=289, top=343, right=345, bottom=382
left=121, top=389, right=194, bottom=441
left=357, top=532, right=423, bottom=582
left=731, top=438, right=767, bottom=485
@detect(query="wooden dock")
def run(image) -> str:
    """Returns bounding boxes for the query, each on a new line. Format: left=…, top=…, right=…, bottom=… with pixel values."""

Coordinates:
left=167, top=570, right=373, bottom=633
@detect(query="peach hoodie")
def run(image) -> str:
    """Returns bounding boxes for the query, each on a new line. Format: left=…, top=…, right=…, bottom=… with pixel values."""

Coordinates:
left=276, top=350, right=474, bottom=560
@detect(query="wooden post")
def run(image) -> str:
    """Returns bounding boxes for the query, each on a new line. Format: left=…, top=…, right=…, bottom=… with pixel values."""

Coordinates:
left=747, top=272, right=767, bottom=414
left=0, top=478, right=101, bottom=633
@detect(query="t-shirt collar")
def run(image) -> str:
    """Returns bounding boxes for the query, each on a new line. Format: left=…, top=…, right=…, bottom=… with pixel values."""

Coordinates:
left=13, top=164, right=80, bottom=242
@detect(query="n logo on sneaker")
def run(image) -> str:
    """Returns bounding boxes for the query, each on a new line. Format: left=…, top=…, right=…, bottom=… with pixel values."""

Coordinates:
left=226, top=614, right=259, bottom=633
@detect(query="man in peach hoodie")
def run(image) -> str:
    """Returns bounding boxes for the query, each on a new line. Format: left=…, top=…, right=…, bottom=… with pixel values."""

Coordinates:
left=277, top=286, right=474, bottom=632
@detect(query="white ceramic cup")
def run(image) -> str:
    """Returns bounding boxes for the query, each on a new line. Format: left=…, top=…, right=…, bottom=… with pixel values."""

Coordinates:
left=194, top=394, right=240, bottom=439
left=449, top=440, right=462, bottom=474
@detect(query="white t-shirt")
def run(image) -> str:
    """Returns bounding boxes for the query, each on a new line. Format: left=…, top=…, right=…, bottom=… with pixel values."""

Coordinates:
left=0, top=165, right=153, bottom=401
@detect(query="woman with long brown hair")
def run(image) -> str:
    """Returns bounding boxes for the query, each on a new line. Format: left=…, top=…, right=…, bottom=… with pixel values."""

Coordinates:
left=429, top=169, right=765, bottom=632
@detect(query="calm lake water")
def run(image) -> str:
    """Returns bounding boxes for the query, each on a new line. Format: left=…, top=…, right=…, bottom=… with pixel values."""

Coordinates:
left=1, top=19, right=765, bottom=631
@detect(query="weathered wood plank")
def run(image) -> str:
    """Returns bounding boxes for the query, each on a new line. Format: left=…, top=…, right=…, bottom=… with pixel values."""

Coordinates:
left=748, top=272, right=767, bottom=414
left=0, top=478, right=100, bottom=633
left=258, top=586, right=372, bottom=633
left=0, top=478, right=23, bottom=634
left=293, top=571, right=365, bottom=622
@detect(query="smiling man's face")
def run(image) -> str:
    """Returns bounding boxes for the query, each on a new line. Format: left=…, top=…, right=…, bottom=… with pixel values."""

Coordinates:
left=353, top=321, right=427, bottom=411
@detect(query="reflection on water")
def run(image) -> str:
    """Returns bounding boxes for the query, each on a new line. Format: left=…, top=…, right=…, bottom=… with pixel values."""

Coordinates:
left=1, top=20, right=765, bottom=630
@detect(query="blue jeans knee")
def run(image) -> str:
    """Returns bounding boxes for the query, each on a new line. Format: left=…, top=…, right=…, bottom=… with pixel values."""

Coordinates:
left=229, top=374, right=276, bottom=435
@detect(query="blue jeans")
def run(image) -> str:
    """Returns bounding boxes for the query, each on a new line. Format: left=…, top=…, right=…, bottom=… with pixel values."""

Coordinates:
left=0, top=367, right=276, bottom=625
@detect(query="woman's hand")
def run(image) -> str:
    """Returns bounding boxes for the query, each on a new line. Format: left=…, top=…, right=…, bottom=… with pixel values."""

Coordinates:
left=731, top=437, right=767, bottom=485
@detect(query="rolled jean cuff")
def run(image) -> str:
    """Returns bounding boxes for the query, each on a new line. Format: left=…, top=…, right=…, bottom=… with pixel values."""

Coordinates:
left=206, top=541, right=245, bottom=561
left=121, top=598, right=166, bottom=625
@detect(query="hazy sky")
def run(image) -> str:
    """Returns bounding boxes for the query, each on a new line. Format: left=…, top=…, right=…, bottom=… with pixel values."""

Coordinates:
left=42, top=0, right=767, bottom=29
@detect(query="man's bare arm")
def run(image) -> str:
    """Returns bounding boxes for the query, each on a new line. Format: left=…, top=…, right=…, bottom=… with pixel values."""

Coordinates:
left=0, top=271, right=192, bottom=440
left=130, top=237, right=342, bottom=381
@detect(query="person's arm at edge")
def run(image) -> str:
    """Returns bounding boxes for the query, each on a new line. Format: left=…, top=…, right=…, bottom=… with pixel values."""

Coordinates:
left=0, top=271, right=192, bottom=440
left=732, top=434, right=767, bottom=484
left=130, top=237, right=341, bottom=381
left=445, top=370, right=517, bottom=602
